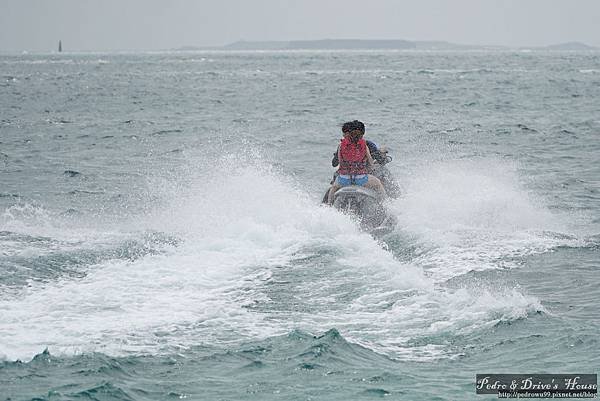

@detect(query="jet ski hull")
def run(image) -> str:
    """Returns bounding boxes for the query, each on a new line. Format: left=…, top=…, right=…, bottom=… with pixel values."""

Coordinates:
left=325, top=185, right=396, bottom=235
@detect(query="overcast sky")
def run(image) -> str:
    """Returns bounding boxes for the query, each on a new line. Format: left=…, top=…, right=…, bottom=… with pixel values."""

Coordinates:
left=2, top=0, right=600, bottom=52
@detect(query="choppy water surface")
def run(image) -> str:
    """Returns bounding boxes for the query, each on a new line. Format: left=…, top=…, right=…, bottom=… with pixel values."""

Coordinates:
left=1, top=51, right=599, bottom=400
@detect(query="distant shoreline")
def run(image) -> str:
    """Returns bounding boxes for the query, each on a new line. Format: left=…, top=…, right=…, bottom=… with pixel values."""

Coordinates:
left=1, top=40, right=597, bottom=54
left=173, top=39, right=597, bottom=52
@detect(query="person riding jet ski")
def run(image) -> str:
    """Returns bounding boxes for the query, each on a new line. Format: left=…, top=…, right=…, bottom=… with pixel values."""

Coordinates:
left=332, top=122, right=387, bottom=167
left=327, top=120, right=386, bottom=205
left=326, top=121, right=400, bottom=199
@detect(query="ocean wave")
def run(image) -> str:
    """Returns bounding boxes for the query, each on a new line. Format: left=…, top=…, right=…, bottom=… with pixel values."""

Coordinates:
left=0, top=153, right=548, bottom=363
left=388, top=157, right=580, bottom=281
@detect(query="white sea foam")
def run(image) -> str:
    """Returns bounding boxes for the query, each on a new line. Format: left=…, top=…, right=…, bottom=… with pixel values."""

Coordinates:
left=0, top=154, right=547, bottom=362
left=332, top=286, right=544, bottom=360
left=0, top=155, right=404, bottom=360
left=388, top=157, right=578, bottom=281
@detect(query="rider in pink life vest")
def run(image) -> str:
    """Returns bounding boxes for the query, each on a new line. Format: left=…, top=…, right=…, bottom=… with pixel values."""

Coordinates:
left=337, top=136, right=368, bottom=176
left=327, top=121, right=386, bottom=205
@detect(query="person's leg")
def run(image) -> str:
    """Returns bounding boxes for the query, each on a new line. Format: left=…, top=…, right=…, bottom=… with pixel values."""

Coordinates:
left=330, top=171, right=338, bottom=185
left=328, top=183, right=341, bottom=205
left=364, top=175, right=386, bottom=198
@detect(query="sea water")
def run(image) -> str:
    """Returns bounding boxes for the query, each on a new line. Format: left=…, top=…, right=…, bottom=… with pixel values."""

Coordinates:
left=0, top=50, right=599, bottom=400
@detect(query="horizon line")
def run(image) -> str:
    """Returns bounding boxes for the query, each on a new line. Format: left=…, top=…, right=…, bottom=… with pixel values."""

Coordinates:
left=1, top=38, right=598, bottom=53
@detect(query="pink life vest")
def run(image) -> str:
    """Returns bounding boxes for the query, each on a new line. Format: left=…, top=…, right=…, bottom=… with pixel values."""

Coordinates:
left=338, top=137, right=367, bottom=175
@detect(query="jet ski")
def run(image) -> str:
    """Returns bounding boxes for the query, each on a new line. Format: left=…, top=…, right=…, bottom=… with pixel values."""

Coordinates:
left=322, top=151, right=399, bottom=236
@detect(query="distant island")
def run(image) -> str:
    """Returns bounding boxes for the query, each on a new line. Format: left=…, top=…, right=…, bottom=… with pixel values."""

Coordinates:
left=543, top=41, right=597, bottom=51
left=225, top=39, right=417, bottom=50
left=173, top=39, right=597, bottom=51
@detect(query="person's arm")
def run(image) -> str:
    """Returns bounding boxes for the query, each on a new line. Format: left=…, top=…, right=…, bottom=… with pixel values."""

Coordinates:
left=366, top=140, right=382, bottom=164
left=332, top=146, right=339, bottom=167
left=365, top=146, right=375, bottom=169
